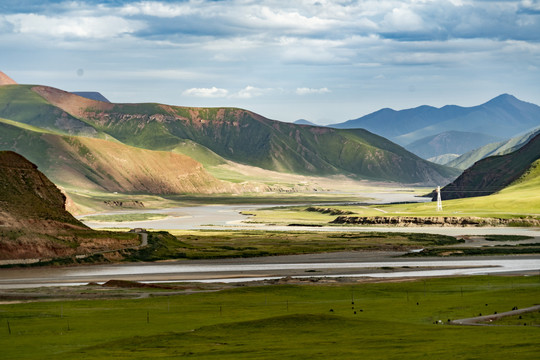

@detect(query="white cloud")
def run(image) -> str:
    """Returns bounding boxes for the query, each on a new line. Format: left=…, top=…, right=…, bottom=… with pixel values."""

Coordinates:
left=296, top=87, right=331, bottom=95
left=382, top=6, right=425, bottom=32
left=182, top=87, right=229, bottom=98
left=2, top=0, right=539, bottom=123
left=521, top=0, right=540, bottom=11
left=5, top=13, right=144, bottom=38
left=234, top=86, right=267, bottom=99
left=182, top=86, right=273, bottom=99
left=120, top=1, right=194, bottom=18
left=241, top=6, right=336, bottom=34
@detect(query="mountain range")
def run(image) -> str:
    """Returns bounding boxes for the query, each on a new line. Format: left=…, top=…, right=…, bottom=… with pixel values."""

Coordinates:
left=0, top=117, right=241, bottom=195
left=0, top=80, right=458, bottom=190
left=404, top=131, right=501, bottom=159
left=330, top=94, right=540, bottom=149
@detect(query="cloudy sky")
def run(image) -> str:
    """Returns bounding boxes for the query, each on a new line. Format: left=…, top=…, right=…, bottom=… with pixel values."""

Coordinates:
left=1, top=0, right=539, bottom=124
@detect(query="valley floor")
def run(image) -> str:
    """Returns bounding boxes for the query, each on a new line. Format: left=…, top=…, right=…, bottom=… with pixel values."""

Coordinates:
left=2, top=252, right=539, bottom=290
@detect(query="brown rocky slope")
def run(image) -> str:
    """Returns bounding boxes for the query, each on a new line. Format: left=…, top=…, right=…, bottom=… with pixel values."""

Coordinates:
left=0, top=151, right=138, bottom=260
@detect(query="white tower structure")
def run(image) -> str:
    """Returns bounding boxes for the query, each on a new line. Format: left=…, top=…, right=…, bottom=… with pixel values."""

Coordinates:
left=436, top=186, right=443, bottom=211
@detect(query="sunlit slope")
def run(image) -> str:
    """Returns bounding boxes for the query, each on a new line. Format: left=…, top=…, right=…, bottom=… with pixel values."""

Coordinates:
left=0, top=119, right=233, bottom=194
left=33, top=85, right=458, bottom=184
left=438, top=133, right=540, bottom=201
left=381, top=158, right=540, bottom=218
left=0, top=85, right=101, bottom=137
left=369, top=138, right=540, bottom=218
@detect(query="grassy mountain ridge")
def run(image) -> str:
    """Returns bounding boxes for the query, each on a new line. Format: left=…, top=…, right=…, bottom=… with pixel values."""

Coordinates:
left=0, top=85, right=101, bottom=137
left=0, top=119, right=238, bottom=195
left=447, top=126, right=540, bottom=170
left=437, top=132, right=540, bottom=201
left=29, top=85, right=458, bottom=184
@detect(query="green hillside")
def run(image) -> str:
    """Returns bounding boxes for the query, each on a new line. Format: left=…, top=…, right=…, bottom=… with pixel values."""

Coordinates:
left=0, top=119, right=233, bottom=195
left=386, top=156, right=540, bottom=219
left=0, top=84, right=459, bottom=185
left=447, top=126, right=540, bottom=170
left=76, top=99, right=459, bottom=183
left=0, top=85, right=99, bottom=136
left=438, top=133, right=540, bottom=201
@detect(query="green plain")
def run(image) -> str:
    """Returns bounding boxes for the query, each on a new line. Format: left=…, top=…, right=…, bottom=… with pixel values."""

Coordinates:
left=247, top=161, right=540, bottom=225
left=124, top=231, right=460, bottom=261
left=0, top=276, right=539, bottom=359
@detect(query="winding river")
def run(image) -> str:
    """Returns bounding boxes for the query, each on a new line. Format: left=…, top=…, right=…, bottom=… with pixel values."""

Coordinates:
left=2, top=192, right=537, bottom=289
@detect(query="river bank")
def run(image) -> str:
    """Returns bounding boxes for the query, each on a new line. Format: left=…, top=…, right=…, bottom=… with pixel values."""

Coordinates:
left=1, top=252, right=539, bottom=289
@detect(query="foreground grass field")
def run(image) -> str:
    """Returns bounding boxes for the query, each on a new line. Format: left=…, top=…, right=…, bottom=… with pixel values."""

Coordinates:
left=1, top=276, right=539, bottom=359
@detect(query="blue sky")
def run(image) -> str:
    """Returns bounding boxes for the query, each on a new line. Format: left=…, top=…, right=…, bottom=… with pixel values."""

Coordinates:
left=1, top=0, right=539, bottom=124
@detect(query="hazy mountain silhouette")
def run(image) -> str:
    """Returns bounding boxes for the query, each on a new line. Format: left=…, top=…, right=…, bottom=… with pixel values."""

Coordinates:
left=331, top=94, right=540, bottom=146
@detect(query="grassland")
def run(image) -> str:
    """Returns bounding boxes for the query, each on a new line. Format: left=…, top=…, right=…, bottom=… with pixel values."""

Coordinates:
left=122, top=230, right=460, bottom=261
left=246, top=161, right=540, bottom=225
left=246, top=194, right=539, bottom=226
left=65, top=184, right=375, bottom=215
left=485, top=310, right=540, bottom=326
left=0, top=276, right=538, bottom=359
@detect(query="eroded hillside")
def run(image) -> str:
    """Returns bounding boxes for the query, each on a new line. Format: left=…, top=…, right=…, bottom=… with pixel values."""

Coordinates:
left=31, top=85, right=458, bottom=184
left=0, top=151, right=138, bottom=260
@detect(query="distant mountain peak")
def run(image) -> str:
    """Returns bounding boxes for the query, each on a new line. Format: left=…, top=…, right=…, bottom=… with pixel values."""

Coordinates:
left=0, top=71, right=17, bottom=86
left=294, top=119, right=317, bottom=126
left=483, top=93, right=518, bottom=105
left=330, top=94, right=540, bottom=145
left=71, top=91, right=110, bottom=103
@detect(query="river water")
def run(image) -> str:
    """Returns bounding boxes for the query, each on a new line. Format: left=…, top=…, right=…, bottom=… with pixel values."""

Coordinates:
left=78, top=192, right=429, bottom=230
left=3, top=192, right=534, bottom=289
left=1, top=255, right=539, bottom=289
left=78, top=193, right=540, bottom=237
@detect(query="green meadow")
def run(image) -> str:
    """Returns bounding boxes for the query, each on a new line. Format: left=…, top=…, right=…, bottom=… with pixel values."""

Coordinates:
left=1, top=276, right=539, bottom=359
left=247, top=163, right=540, bottom=225
left=127, top=230, right=460, bottom=261
left=247, top=159, right=540, bottom=226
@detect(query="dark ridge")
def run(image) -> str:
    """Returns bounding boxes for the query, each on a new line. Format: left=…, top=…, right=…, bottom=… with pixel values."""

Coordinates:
left=433, top=133, right=540, bottom=201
